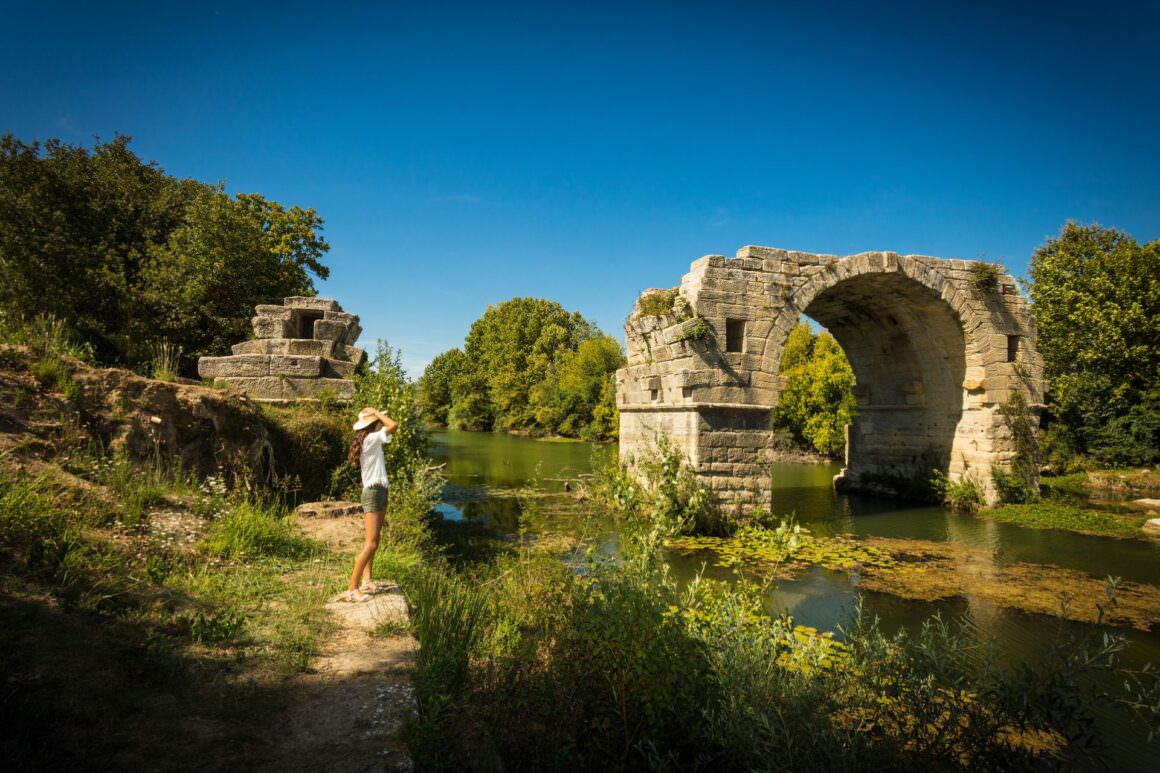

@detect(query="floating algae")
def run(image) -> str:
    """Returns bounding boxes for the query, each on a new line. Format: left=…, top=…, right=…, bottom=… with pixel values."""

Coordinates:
left=668, top=526, right=1160, bottom=631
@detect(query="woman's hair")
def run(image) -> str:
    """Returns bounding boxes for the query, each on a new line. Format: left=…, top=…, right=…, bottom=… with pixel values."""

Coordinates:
left=347, top=420, right=382, bottom=467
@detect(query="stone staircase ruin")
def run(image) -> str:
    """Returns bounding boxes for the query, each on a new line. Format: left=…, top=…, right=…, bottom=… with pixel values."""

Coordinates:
left=197, top=297, right=366, bottom=402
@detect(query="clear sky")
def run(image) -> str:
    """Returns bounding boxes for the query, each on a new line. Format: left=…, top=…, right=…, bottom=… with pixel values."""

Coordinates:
left=3, top=0, right=1157, bottom=375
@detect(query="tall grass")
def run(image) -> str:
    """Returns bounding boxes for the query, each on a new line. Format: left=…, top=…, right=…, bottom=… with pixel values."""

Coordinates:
left=201, top=498, right=320, bottom=560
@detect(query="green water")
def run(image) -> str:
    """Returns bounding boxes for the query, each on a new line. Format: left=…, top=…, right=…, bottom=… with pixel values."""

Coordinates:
left=430, top=429, right=1160, bottom=767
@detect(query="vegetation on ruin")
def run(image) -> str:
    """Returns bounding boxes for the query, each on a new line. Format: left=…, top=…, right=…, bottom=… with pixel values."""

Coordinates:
left=418, top=297, right=623, bottom=441
left=0, top=134, right=329, bottom=375
left=634, top=287, right=681, bottom=317
left=968, top=260, right=1004, bottom=295
left=1026, top=222, right=1159, bottom=470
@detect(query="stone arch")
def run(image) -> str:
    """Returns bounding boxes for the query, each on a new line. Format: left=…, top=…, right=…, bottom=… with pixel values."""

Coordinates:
left=617, top=246, right=1045, bottom=511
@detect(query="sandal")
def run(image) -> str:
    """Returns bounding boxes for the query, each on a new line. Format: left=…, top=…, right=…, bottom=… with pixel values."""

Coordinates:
left=341, top=589, right=372, bottom=603
left=360, top=581, right=397, bottom=594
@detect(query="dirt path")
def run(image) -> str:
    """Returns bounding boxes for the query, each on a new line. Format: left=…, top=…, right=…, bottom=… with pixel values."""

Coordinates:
left=264, top=506, right=418, bottom=772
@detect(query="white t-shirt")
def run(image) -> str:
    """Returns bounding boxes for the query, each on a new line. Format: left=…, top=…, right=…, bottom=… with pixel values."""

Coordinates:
left=360, top=427, right=393, bottom=488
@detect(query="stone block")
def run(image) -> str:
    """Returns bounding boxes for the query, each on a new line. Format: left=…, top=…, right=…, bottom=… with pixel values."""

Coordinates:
left=324, top=358, right=358, bottom=378
left=281, top=377, right=356, bottom=400
left=287, top=339, right=335, bottom=357
left=218, top=377, right=287, bottom=400
left=313, top=319, right=348, bottom=342
left=198, top=355, right=269, bottom=379
left=284, top=296, right=340, bottom=312
left=269, top=355, right=323, bottom=378
left=252, top=317, right=291, bottom=339
left=232, top=339, right=287, bottom=356
left=255, top=305, right=293, bottom=319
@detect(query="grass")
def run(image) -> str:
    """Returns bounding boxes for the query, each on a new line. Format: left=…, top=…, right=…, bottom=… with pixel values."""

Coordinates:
left=201, top=498, right=322, bottom=560
left=1040, top=472, right=1091, bottom=496
left=0, top=449, right=353, bottom=767
left=985, top=502, right=1149, bottom=537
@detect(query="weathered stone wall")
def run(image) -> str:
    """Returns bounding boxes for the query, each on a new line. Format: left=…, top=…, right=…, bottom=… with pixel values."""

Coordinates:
left=617, top=246, right=1046, bottom=509
left=198, top=297, right=366, bottom=402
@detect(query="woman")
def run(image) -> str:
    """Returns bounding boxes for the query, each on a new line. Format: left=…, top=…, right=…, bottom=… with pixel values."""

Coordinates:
left=344, top=406, right=398, bottom=602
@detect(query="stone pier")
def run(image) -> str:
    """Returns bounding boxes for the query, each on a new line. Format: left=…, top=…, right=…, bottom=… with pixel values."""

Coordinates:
left=198, top=297, right=366, bottom=402
left=617, top=246, right=1046, bottom=511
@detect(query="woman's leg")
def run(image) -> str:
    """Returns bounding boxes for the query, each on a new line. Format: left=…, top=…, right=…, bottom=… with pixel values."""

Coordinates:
left=349, top=509, right=385, bottom=592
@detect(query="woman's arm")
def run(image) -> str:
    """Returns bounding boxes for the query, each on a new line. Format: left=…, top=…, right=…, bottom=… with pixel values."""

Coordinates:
left=373, top=409, right=398, bottom=434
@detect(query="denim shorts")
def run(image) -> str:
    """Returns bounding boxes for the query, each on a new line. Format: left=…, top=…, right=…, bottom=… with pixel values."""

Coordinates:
left=360, top=485, right=388, bottom=513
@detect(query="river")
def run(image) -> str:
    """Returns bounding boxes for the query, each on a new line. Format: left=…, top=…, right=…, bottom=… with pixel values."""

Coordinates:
left=429, top=429, right=1160, bottom=767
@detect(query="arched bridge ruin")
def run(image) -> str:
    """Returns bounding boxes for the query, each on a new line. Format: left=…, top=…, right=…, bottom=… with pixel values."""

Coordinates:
left=616, top=245, right=1046, bottom=511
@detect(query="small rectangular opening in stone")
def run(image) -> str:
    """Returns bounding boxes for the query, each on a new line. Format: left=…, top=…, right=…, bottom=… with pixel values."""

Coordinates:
left=292, top=310, right=325, bottom=339
left=1006, top=335, right=1019, bottom=363
left=650, top=389, right=660, bottom=403
left=681, top=386, right=693, bottom=399
left=723, top=318, right=742, bottom=350
left=725, top=318, right=746, bottom=352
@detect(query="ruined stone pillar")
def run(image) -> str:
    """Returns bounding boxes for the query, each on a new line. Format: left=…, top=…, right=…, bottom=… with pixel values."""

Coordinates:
left=198, top=297, right=366, bottom=402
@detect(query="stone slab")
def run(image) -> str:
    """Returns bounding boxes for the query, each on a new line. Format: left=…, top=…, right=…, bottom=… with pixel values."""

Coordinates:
left=295, top=501, right=362, bottom=518
left=284, top=296, right=341, bottom=312
left=255, top=305, right=293, bottom=318
left=269, top=355, right=323, bottom=378
left=198, top=355, right=269, bottom=379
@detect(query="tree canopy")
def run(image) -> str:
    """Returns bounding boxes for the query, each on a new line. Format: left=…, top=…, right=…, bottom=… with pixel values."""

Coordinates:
left=1026, top=222, right=1159, bottom=467
left=772, top=322, right=857, bottom=456
left=0, top=134, right=329, bottom=372
left=421, top=298, right=623, bottom=440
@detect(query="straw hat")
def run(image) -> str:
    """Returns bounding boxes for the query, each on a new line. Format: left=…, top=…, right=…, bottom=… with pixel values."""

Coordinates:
left=352, top=409, right=380, bottom=431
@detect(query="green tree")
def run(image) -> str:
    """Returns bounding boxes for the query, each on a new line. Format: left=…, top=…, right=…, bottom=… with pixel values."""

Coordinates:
left=1026, top=222, right=1160, bottom=467
left=0, top=134, right=331, bottom=374
left=455, top=298, right=595, bottom=431
left=417, top=348, right=465, bottom=426
left=429, top=298, right=622, bottom=437
left=0, top=134, right=203, bottom=361
left=139, top=189, right=329, bottom=371
left=531, top=334, right=625, bottom=439
left=772, top=323, right=857, bottom=455
left=352, top=340, right=429, bottom=484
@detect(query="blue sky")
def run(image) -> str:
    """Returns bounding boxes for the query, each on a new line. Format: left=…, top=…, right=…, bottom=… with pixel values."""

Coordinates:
left=3, top=0, right=1157, bottom=375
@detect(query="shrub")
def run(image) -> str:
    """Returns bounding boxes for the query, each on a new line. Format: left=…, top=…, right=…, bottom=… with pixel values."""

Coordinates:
left=593, top=435, right=723, bottom=535
left=930, top=470, right=985, bottom=511
left=969, top=261, right=1003, bottom=295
